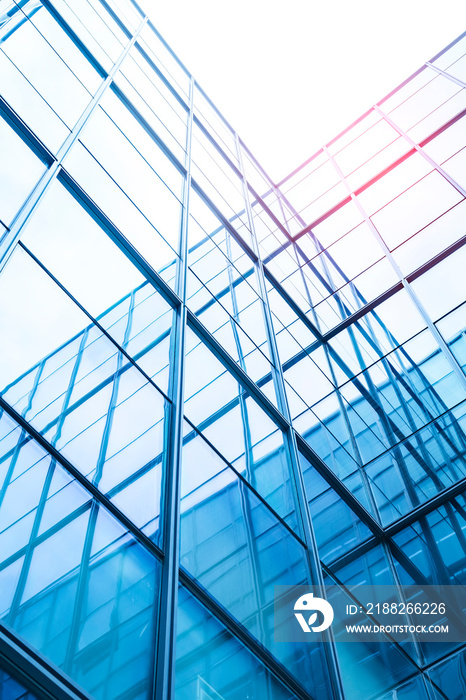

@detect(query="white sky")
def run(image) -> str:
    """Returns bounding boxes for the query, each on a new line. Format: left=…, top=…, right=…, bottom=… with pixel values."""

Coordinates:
left=141, top=0, right=466, bottom=182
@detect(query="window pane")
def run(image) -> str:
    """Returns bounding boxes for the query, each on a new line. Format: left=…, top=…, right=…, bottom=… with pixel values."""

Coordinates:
left=0, top=412, right=161, bottom=700
left=0, top=116, right=47, bottom=225
left=1, top=14, right=93, bottom=128
left=180, top=423, right=320, bottom=687
left=78, top=96, right=182, bottom=252
left=0, top=248, right=166, bottom=542
left=21, top=180, right=174, bottom=394
left=176, top=586, right=305, bottom=700
left=0, top=668, right=40, bottom=700
left=410, top=246, right=466, bottom=322
left=184, top=329, right=297, bottom=530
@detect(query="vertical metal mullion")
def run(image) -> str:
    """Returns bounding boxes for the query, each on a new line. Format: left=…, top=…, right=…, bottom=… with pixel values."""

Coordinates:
left=93, top=292, right=135, bottom=488
left=224, top=233, right=255, bottom=484
left=52, top=330, right=89, bottom=449
left=59, top=296, right=137, bottom=676
left=154, top=75, right=193, bottom=700
left=223, top=232, right=268, bottom=642
left=235, top=135, right=345, bottom=700
left=0, top=14, right=148, bottom=273
left=62, top=502, right=98, bottom=676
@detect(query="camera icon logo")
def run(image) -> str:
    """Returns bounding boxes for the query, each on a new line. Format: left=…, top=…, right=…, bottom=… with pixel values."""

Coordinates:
left=294, top=592, right=334, bottom=633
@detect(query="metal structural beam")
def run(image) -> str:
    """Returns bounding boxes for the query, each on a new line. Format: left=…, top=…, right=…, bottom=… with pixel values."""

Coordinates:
left=0, top=3, right=464, bottom=700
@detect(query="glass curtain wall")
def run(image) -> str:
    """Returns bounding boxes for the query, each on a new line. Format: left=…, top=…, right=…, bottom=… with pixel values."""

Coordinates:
left=0, top=1, right=465, bottom=699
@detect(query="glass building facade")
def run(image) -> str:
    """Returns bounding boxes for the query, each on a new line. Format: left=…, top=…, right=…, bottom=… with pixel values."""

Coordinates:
left=0, top=1, right=465, bottom=698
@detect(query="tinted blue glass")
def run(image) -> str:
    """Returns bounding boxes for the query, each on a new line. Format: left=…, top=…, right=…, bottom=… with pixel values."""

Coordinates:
left=184, top=329, right=298, bottom=530
left=21, top=180, right=174, bottom=395
left=366, top=399, right=466, bottom=525
left=0, top=3, right=465, bottom=697
left=393, top=493, right=466, bottom=585
left=436, top=302, right=466, bottom=375
left=428, top=648, right=466, bottom=700
left=0, top=668, right=39, bottom=700
left=0, top=247, right=166, bottom=543
left=298, top=450, right=371, bottom=563
left=324, top=548, right=419, bottom=698
left=0, top=414, right=160, bottom=700
left=375, top=675, right=433, bottom=700
left=176, top=587, right=301, bottom=700
left=180, top=423, right=332, bottom=698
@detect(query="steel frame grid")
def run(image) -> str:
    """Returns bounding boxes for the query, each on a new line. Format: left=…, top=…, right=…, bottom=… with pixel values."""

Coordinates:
left=0, top=1, right=465, bottom=699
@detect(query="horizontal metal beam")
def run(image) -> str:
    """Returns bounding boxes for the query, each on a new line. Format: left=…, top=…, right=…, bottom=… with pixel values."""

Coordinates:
left=179, top=569, right=315, bottom=700
left=41, top=0, right=107, bottom=78
left=0, top=95, right=55, bottom=166
left=384, top=476, right=466, bottom=539
left=295, top=432, right=383, bottom=538
left=186, top=307, right=288, bottom=430
left=0, top=623, right=91, bottom=700
left=58, top=168, right=181, bottom=310
left=0, top=396, right=165, bottom=565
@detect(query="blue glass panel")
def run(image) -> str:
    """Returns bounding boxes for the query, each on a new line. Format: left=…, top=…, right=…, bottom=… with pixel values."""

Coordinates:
left=393, top=493, right=466, bottom=586
left=184, top=329, right=297, bottom=529
left=0, top=415, right=160, bottom=700
left=0, top=247, right=166, bottom=542
left=176, top=586, right=302, bottom=700
left=0, top=668, right=39, bottom=700
left=298, top=450, right=371, bottom=563
left=180, top=423, right=333, bottom=698
left=324, top=548, right=419, bottom=698
left=374, top=675, right=433, bottom=699
left=428, top=647, right=466, bottom=700
left=21, top=180, right=174, bottom=395
left=366, top=399, right=466, bottom=525
left=436, top=302, right=466, bottom=375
